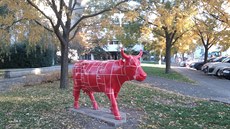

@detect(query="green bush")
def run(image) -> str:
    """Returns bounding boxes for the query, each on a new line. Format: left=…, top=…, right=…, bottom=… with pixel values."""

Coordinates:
left=0, top=41, right=56, bottom=68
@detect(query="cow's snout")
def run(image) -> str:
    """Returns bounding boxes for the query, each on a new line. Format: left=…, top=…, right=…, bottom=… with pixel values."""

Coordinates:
left=136, top=73, right=147, bottom=81
left=135, top=67, right=147, bottom=81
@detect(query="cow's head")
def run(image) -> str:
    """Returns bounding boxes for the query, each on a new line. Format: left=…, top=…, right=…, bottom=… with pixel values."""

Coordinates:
left=121, top=48, right=147, bottom=81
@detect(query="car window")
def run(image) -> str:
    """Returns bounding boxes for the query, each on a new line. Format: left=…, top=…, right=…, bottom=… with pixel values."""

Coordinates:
left=213, top=57, right=225, bottom=62
left=207, top=57, right=216, bottom=62
left=222, top=57, right=230, bottom=63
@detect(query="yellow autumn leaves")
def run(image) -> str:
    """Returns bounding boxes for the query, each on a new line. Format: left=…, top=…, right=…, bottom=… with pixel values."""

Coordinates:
left=155, top=7, right=196, bottom=33
left=0, top=0, right=53, bottom=47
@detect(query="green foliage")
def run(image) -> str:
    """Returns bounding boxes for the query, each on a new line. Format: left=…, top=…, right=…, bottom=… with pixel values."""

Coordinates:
left=0, top=41, right=56, bottom=68
left=0, top=5, right=8, bottom=16
left=117, top=22, right=141, bottom=47
left=90, top=46, right=110, bottom=60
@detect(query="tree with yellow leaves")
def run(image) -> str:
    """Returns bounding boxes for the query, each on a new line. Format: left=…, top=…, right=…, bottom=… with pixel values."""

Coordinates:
left=201, top=0, right=230, bottom=51
left=138, top=0, right=198, bottom=73
left=1, top=0, right=129, bottom=89
left=0, top=1, right=50, bottom=47
left=0, top=0, right=54, bottom=64
left=193, top=11, right=229, bottom=63
left=173, top=31, right=198, bottom=62
left=139, top=25, right=166, bottom=62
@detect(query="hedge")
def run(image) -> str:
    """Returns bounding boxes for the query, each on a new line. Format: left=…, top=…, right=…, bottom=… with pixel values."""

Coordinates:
left=0, top=42, right=56, bottom=69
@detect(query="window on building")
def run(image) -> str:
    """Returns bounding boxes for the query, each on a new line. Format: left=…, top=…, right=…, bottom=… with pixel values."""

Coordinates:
left=113, top=41, right=119, bottom=44
left=109, top=41, right=113, bottom=45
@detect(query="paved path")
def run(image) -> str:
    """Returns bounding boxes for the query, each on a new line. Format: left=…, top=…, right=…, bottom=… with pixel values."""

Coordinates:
left=143, top=66, right=230, bottom=104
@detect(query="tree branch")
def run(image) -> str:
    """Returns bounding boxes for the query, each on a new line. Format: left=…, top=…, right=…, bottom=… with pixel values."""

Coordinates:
left=71, top=0, right=78, bottom=13
left=65, top=0, right=73, bottom=31
left=70, top=0, right=128, bottom=32
left=172, top=26, right=193, bottom=46
left=33, top=20, right=53, bottom=32
left=50, top=0, right=66, bottom=33
left=69, top=26, right=81, bottom=41
left=1, top=18, right=26, bottom=30
left=27, top=0, right=66, bottom=45
left=208, top=41, right=214, bottom=49
left=153, top=29, right=165, bottom=37
left=170, top=30, right=176, bottom=43
left=27, top=0, right=55, bottom=28
left=200, top=33, right=206, bottom=47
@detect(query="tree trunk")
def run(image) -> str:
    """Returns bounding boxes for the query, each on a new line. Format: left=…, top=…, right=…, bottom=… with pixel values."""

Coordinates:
left=204, top=46, right=209, bottom=63
left=165, top=39, right=171, bottom=73
left=60, top=42, right=69, bottom=89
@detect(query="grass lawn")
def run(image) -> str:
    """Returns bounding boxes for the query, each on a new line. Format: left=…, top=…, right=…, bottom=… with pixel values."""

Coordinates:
left=142, top=63, right=194, bottom=83
left=0, top=80, right=229, bottom=128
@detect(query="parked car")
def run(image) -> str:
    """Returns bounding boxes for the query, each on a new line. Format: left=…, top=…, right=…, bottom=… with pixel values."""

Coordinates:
left=179, top=59, right=191, bottom=67
left=179, top=61, right=186, bottom=67
left=189, top=57, right=216, bottom=70
left=201, top=56, right=227, bottom=72
left=220, top=68, right=230, bottom=79
left=181, top=58, right=202, bottom=67
left=202, top=57, right=230, bottom=75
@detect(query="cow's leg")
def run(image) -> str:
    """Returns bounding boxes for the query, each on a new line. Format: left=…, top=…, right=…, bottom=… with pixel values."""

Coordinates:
left=86, top=92, right=99, bottom=110
left=106, top=92, right=121, bottom=120
left=73, top=81, right=81, bottom=109
left=73, top=89, right=80, bottom=109
left=109, top=92, right=118, bottom=112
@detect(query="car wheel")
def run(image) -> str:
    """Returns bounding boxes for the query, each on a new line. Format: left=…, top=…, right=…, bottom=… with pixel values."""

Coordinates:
left=197, top=64, right=203, bottom=70
left=216, top=70, right=222, bottom=77
left=203, top=68, right=208, bottom=73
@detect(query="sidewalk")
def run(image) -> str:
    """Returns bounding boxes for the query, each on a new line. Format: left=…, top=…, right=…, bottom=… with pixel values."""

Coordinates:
left=144, top=76, right=230, bottom=103
left=141, top=66, right=230, bottom=104
left=0, top=65, right=73, bottom=92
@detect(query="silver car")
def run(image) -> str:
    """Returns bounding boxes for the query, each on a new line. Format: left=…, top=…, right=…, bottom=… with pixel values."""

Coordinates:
left=202, top=57, right=230, bottom=75
left=218, top=67, right=230, bottom=79
left=201, top=56, right=227, bottom=73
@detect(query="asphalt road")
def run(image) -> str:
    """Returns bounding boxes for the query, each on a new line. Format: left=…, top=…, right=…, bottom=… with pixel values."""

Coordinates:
left=172, top=66, right=230, bottom=103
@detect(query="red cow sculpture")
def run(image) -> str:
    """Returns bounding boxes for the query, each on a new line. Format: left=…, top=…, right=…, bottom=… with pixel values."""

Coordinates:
left=72, top=48, right=147, bottom=120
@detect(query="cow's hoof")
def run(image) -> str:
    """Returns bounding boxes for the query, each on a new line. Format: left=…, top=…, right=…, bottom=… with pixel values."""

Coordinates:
left=93, top=107, right=99, bottom=110
left=115, top=116, right=121, bottom=120
left=74, top=103, right=79, bottom=109
left=74, top=106, right=79, bottom=109
left=93, top=104, right=99, bottom=110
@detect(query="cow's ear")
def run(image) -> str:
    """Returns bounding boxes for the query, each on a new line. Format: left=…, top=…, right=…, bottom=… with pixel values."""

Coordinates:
left=136, top=50, right=143, bottom=59
left=121, top=48, right=129, bottom=59
left=122, top=59, right=126, bottom=63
